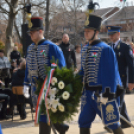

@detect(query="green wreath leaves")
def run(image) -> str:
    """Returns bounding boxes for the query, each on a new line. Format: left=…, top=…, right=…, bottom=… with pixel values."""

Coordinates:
left=35, top=60, right=83, bottom=123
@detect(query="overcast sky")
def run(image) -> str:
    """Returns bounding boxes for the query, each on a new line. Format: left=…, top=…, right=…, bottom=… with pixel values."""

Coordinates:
left=93, top=0, right=134, bottom=8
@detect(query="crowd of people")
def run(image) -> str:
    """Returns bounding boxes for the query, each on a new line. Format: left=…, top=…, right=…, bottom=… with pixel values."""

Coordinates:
left=0, top=46, right=34, bottom=120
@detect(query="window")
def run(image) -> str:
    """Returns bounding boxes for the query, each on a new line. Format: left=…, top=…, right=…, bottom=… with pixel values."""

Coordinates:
left=129, top=20, right=133, bottom=23
left=120, top=20, right=126, bottom=24
left=70, top=27, right=74, bottom=32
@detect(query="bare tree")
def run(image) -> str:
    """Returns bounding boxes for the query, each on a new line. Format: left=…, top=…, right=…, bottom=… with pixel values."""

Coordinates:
left=0, top=0, right=45, bottom=56
left=49, top=0, right=87, bottom=45
left=0, top=0, right=19, bottom=56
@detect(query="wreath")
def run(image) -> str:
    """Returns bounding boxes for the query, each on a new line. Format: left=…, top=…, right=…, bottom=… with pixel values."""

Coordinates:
left=35, top=59, right=83, bottom=124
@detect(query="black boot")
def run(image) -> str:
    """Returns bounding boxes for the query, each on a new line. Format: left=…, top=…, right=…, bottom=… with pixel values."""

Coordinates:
left=39, top=122, right=51, bottom=134
left=54, top=123, right=69, bottom=134
left=80, top=128, right=90, bottom=134
left=104, top=126, right=113, bottom=133
left=113, top=127, right=124, bottom=134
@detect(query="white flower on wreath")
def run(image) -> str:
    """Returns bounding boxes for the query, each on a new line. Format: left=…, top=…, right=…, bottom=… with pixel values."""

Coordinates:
left=62, top=91, right=70, bottom=100
left=58, top=81, right=65, bottom=89
left=46, top=97, right=59, bottom=109
left=46, top=103, right=51, bottom=109
left=46, top=98, right=51, bottom=109
left=51, top=107, right=57, bottom=113
left=58, top=103, right=65, bottom=112
left=51, top=98, right=59, bottom=109
left=50, top=95, right=55, bottom=100
left=51, top=77, right=58, bottom=86
left=49, top=87, right=57, bottom=96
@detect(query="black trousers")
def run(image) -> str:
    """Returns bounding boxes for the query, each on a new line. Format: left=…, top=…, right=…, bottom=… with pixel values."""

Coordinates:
left=0, top=89, right=13, bottom=108
left=120, top=90, right=130, bottom=125
left=0, top=94, right=9, bottom=117
left=17, top=104, right=26, bottom=118
left=120, top=77, right=130, bottom=126
left=39, top=122, right=51, bottom=134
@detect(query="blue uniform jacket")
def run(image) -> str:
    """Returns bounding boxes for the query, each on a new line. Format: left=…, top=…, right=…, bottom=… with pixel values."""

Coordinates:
left=24, top=39, right=66, bottom=122
left=81, top=40, right=122, bottom=94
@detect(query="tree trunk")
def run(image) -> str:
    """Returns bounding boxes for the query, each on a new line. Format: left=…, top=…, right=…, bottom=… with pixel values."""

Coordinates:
left=5, top=13, right=16, bottom=57
left=5, top=0, right=18, bottom=57
left=45, top=0, right=50, bottom=39
left=74, top=0, right=77, bottom=45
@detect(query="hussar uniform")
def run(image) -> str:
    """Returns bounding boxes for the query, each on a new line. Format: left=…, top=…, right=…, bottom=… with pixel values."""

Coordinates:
left=24, top=17, right=69, bottom=134
left=78, top=14, right=124, bottom=134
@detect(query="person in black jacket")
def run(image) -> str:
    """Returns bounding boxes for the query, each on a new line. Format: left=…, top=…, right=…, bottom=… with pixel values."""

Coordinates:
left=106, top=26, right=134, bottom=129
left=12, top=58, right=26, bottom=119
left=59, top=34, right=77, bottom=70
left=10, top=46, right=21, bottom=65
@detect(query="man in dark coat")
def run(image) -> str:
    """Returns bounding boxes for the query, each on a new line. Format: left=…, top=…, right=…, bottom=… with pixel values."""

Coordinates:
left=59, top=34, right=77, bottom=69
left=10, top=46, right=21, bottom=65
left=106, top=26, right=134, bottom=129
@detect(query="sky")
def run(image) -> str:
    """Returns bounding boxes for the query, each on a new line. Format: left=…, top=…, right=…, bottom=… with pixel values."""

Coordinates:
left=93, top=0, right=134, bottom=8
left=56, top=0, right=134, bottom=10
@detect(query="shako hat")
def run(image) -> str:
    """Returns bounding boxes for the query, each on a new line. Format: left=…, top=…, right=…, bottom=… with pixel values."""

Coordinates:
left=85, top=14, right=102, bottom=31
left=28, top=17, right=44, bottom=32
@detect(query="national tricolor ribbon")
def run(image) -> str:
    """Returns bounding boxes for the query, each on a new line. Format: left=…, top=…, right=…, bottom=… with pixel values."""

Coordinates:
left=35, top=63, right=57, bottom=126
left=92, top=52, right=97, bottom=62
left=40, top=50, right=46, bottom=56
left=120, top=0, right=126, bottom=2
left=92, top=52, right=97, bottom=58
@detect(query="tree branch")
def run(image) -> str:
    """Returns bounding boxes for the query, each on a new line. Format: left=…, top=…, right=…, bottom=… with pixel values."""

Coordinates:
left=15, top=7, right=24, bottom=15
left=14, top=20, right=23, bottom=44
left=0, top=4, right=9, bottom=14
left=32, top=1, right=45, bottom=7
left=0, top=10, right=8, bottom=14
left=5, top=0, right=13, bottom=9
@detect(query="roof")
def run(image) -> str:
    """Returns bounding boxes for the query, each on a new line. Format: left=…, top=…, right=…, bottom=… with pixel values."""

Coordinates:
left=93, top=7, right=119, bottom=17
left=50, top=7, right=120, bottom=26
left=107, top=6, right=134, bottom=20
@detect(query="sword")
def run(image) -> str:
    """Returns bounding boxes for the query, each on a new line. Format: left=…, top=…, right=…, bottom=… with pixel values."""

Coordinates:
left=120, top=114, right=134, bottom=128
left=50, top=122, right=57, bottom=134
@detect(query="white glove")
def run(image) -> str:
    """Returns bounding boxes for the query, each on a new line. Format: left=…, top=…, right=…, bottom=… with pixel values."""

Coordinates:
left=100, top=97, right=108, bottom=105
left=100, top=94, right=108, bottom=105
left=23, top=85, right=30, bottom=98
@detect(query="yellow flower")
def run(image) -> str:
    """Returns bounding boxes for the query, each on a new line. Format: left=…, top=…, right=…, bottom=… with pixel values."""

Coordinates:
left=58, top=81, right=65, bottom=89
left=51, top=107, right=57, bottom=113
left=58, top=103, right=65, bottom=112
left=51, top=77, right=58, bottom=86
left=62, top=91, right=70, bottom=100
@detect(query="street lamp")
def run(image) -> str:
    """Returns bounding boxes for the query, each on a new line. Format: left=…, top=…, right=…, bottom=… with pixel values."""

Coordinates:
left=21, top=3, right=33, bottom=57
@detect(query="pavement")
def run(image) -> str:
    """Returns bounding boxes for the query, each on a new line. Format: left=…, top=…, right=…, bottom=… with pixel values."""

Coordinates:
left=1, top=92, right=134, bottom=134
